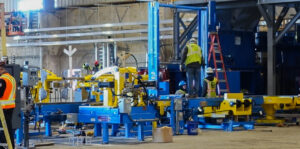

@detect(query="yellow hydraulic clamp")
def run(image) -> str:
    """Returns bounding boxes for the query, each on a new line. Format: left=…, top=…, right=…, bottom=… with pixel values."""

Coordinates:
left=203, top=93, right=252, bottom=118
left=256, top=96, right=300, bottom=124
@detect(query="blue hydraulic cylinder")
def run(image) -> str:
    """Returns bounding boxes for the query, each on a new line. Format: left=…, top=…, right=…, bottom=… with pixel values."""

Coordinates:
left=102, top=123, right=109, bottom=144
left=94, top=124, right=102, bottom=137
left=148, top=1, right=160, bottom=98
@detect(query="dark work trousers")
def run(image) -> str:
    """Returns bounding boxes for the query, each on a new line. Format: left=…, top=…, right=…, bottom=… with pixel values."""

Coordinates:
left=0, top=108, right=15, bottom=149
left=186, top=67, right=201, bottom=96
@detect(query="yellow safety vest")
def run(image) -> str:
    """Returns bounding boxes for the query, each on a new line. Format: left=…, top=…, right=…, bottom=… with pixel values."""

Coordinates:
left=185, top=43, right=202, bottom=65
left=205, top=77, right=218, bottom=98
left=0, top=73, right=16, bottom=109
left=175, top=89, right=186, bottom=95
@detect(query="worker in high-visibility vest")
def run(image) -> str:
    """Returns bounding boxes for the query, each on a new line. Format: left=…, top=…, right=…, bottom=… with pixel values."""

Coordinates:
left=175, top=80, right=187, bottom=96
left=201, top=67, right=218, bottom=97
left=0, top=61, right=16, bottom=148
left=180, top=37, right=204, bottom=97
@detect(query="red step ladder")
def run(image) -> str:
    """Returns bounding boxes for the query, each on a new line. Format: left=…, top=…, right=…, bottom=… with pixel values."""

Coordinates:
left=208, top=32, right=230, bottom=96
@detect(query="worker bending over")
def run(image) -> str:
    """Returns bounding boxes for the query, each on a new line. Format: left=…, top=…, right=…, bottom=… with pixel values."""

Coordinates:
left=175, top=80, right=187, bottom=96
left=0, top=62, right=16, bottom=148
left=202, top=67, right=218, bottom=97
left=180, top=37, right=204, bottom=97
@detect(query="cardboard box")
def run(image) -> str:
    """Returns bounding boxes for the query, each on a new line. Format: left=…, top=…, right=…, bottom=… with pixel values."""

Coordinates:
left=152, top=126, right=173, bottom=143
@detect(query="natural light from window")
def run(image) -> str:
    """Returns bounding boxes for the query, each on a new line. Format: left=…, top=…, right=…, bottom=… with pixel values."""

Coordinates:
left=18, top=0, right=43, bottom=11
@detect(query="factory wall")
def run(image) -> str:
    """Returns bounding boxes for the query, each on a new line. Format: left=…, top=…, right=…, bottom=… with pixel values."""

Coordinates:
left=7, top=2, right=173, bottom=74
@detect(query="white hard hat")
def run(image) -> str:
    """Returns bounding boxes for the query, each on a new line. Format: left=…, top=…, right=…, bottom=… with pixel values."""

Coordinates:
left=190, top=37, right=197, bottom=43
left=206, top=67, right=214, bottom=74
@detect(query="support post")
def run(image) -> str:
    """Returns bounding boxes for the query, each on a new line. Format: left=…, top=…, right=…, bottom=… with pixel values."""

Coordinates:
left=64, top=45, right=77, bottom=101
left=111, top=124, right=119, bottom=136
left=102, top=123, right=109, bottom=144
left=173, top=9, right=180, bottom=60
left=267, top=6, right=276, bottom=95
left=125, top=123, right=132, bottom=138
left=148, top=1, right=160, bottom=97
left=138, top=122, right=145, bottom=141
left=94, top=123, right=102, bottom=137
left=94, top=43, right=98, bottom=61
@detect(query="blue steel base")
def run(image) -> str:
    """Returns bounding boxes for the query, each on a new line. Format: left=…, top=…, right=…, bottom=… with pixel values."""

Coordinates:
left=199, top=121, right=255, bottom=132
left=78, top=105, right=157, bottom=144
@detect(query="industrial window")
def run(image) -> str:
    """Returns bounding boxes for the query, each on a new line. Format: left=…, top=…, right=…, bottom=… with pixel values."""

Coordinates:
left=18, top=0, right=43, bottom=11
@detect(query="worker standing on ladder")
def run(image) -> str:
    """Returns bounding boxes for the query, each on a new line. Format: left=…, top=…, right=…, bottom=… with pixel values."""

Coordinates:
left=0, top=62, right=16, bottom=148
left=201, top=67, right=218, bottom=97
left=180, top=37, right=204, bottom=97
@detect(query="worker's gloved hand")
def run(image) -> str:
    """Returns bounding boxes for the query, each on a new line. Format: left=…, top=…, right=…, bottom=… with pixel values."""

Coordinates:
left=179, top=64, right=183, bottom=72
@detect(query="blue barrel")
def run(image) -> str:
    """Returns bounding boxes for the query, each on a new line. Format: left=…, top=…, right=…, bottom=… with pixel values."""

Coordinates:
left=187, top=121, right=198, bottom=135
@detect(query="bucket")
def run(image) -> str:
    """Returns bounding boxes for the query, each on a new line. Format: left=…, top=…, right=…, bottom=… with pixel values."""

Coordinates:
left=187, top=121, right=198, bottom=135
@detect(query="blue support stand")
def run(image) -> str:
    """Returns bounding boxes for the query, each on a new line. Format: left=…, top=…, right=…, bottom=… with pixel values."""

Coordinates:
left=137, top=122, right=145, bottom=141
left=45, top=120, right=52, bottom=137
left=94, top=124, right=102, bottom=137
left=15, top=112, right=24, bottom=145
left=111, top=124, right=119, bottom=136
left=102, top=123, right=109, bottom=144
left=125, top=123, right=132, bottom=138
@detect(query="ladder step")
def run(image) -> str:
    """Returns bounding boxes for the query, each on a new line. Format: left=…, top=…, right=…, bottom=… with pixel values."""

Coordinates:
left=216, top=60, right=222, bottom=63
left=218, top=80, right=226, bottom=83
left=216, top=69, right=225, bottom=72
left=215, top=50, right=220, bottom=54
left=219, top=89, right=229, bottom=92
left=0, top=143, right=8, bottom=146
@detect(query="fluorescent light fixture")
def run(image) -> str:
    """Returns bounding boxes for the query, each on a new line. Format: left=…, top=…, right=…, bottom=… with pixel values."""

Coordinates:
left=18, top=0, right=43, bottom=11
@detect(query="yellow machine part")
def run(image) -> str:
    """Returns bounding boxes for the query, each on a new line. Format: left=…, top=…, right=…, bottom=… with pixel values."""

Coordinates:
left=256, top=96, right=300, bottom=124
left=203, top=93, right=252, bottom=117
left=92, top=67, right=147, bottom=108
left=156, top=101, right=171, bottom=116
left=30, top=70, right=63, bottom=103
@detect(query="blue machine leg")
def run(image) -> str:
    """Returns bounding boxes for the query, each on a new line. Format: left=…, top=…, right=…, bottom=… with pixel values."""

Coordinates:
left=94, top=124, right=102, bottom=137
left=170, top=99, right=176, bottom=134
left=102, top=123, right=109, bottom=144
left=138, top=122, right=144, bottom=141
left=16, top=112, right=24, bottom=145
left=111, top=124, right=119, bottom=136
left=125, top=123, right=132, bottom=138
left=45, top=120, right=52, bottom=137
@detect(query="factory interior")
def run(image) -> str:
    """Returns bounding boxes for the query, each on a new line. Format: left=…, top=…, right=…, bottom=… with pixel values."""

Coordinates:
left=0, top=0, right=300, bottom=148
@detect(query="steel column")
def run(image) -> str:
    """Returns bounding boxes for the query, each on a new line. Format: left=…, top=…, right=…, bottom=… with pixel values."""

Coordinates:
left=173, top=9, right=180, bottom=60
left=200, top=9, right=208, bottom=86
left=267, top=6, right=276, bottom=95
left=148, top=1, right=160, bottom=97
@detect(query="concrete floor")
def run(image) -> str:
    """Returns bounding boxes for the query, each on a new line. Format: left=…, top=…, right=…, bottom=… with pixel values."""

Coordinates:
left=37, top=126, right=300, bottom=149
